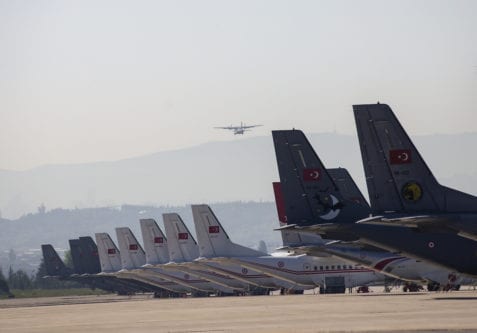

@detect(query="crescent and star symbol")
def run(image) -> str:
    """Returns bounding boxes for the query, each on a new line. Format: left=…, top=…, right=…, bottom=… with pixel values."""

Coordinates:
left=309, top=170, right=320, bottom=179
left=312, top=193, right=343, bottom=220
left=319, top=194, right=341, bottom=220
left=398, top=152, right=409, bottom=162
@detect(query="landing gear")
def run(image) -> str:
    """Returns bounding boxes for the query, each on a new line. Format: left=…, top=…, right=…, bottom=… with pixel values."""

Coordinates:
left=403, top=283, right=424, bottom=292
left=427, top=282, right=440, bottom=291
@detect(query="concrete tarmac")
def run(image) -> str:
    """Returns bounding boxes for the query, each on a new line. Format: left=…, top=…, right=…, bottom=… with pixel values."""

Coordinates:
left=1, top=291, right=477, bottom=332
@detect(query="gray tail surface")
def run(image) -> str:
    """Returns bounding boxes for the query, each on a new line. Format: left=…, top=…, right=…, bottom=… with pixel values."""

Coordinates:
left=272, top=129, right=370, bottom=227
left=69, top=239, right=85, bottom=274
left=272, top=182, right=324, bottom=246
left=327, top=168, right=370, bottom=210
left=353, top=103, right=477, bottom=214
left=78, top=236, right=102, bottom=274
left=41, top=244, right=72, bottom=277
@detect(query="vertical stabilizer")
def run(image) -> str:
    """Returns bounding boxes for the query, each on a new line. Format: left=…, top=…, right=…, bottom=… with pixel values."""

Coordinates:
left=140, top=219, right=170, bottom=265
left=41, top=244, right=72, bottom=276
left=272, top=129, right=370, bottom=226
left=115, top=227, right=147, bottom=270
left=95, top=233, right=122, bottom=273
left=353, top=103, right=477, bottom=214
left=192, top=204, right=266, bottom=257
left=69, top=239, right=85, bottom=274
left=78, top=236, right=101, bottom=274
left=272, top=183, right=324, bottom=246
left=163, top=213, right=199, bottom=262
left=327, top=168, right=370, bottom=210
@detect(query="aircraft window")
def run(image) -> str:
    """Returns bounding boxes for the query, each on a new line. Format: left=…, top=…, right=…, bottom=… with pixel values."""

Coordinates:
left=337, top=265, right=341, bottom=269
left=320, top=266, right=323, bottom=270
left=331, top=265, right=335, bottom=270
left=314, top=266, right=317, bottom=271
left=325, top=266, right=329, bottom=270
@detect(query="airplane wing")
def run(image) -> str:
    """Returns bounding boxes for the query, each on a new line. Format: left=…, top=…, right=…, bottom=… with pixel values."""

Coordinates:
left=357, top=215, right=477, bottom=242
left=242, top=124, right=263, bottom=129
left=275, top=223, right=341, bottom=234
left=222, top=257, right=315, bottom=288
left=214, top=126, right=237, bottom=130
left=356, top=214, right=452, bottom=228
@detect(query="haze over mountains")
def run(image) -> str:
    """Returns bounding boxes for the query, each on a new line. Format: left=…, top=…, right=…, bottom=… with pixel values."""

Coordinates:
left=1, top=132, right=476, bottom=220
left=1, top=132, right=476, bottom=271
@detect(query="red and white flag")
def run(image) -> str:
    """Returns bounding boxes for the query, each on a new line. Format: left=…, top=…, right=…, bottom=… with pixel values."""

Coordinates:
left=107, top=248, right=116, bottom=254
left=209, top=226, right=220, bottom=234
left=178, top=233, right=189, bottom=240
left=129, top=244, right=138, bottom=251
left=303, top=168, right=321, bottom=181
left=389, top=149, right=412, bottom=164
left=154, top=237, right=164, bottom=244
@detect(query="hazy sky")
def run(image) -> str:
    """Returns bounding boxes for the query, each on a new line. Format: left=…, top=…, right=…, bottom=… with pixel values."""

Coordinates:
left=1, top=0, right=476, bottom=170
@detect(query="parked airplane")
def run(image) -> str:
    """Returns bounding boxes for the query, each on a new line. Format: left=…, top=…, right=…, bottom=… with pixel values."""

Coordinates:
left=115, top=227, right=236, bottom=295
left=352, top=103, right=477, bottom=242
left=214, top=122, right=262, bottom=135
left=140, top=218, right=248, bottom=292
left=94, top=232, right=183, bottom=296
left=272, top=128, right=477, bottom=283
left=41, top=243, right=140, bottom=295
left=274, top=170, right=472, bottom=290
left=192, top=204, right=384, bottom=293
left=162, top=212, right=277, bottom=293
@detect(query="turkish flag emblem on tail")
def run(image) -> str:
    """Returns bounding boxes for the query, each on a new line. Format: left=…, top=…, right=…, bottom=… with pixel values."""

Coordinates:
left=178, top=233, right=189, bottom=240
left=154, top=237, right=164, bottom=244
left=107, top=248, right=116, bottom=254
left=389, top=149, right=412, bottom=164
left=209, top=226, right=220, bottom=234
left=303, top=168, right=321, bottom=181
left=129, top=244, right=138, bottom=251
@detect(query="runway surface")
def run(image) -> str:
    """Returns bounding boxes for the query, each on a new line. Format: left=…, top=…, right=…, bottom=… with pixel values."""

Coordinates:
left=1, top=290, right=477, bottom=332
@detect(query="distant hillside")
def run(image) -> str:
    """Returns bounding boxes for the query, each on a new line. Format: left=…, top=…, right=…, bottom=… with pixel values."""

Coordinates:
left=1, top=132, right=476, bottom=220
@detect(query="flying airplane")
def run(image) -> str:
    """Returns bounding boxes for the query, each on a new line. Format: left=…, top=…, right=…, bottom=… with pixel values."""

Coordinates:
left=191, top=204, right=384, bottom=294
left=352, top=103, right=477, bottom=242
left=272, top=127, right=477, bottom=280
left=214, top=122, right=263, bottom=135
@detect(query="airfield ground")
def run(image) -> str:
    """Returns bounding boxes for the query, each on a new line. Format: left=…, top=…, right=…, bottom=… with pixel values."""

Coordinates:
left=1, top=289, right=477, bottom=332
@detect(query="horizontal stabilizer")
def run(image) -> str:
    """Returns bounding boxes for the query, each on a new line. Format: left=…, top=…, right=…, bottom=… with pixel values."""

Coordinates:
left=357, top=214, right=452, bottom=228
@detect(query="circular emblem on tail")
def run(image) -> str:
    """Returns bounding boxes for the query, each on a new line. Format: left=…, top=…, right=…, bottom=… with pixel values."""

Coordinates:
left=316, top=194, right=342, bottom=220
left=402, top=182, right=423, bottom=202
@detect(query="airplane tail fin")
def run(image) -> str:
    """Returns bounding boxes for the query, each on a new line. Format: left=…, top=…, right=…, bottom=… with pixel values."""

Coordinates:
left=140, top=219, right=170, bottom=265
left=78, top=236, right=102, bottom=274
left=272, top=182, right=324, bottom=246
left=353, top=103, right=477, bottom=214
left=95, top=233, right=122, bottom=273
left=41, top=244, right=72, bottom=277
left=115, top=227, right=147, bottom=270
left=327, top=168, right=371, bottom=210
left=68, top=239, right=85, bottom=274
left=163, top=213, right=200, bottom=262
left=191, top=204, right=267, bottom=258
left=272, top=129, right=370, bottom=226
